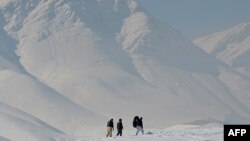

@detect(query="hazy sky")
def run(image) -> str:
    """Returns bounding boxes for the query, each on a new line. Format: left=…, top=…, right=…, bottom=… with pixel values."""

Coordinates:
left=138, top=0, right=250, bottom=39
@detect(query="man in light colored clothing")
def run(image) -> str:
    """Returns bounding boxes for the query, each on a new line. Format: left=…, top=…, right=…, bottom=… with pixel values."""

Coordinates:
left=106, top=118, right=114, bottom=137
left=136, top=117, right=144, bottom=135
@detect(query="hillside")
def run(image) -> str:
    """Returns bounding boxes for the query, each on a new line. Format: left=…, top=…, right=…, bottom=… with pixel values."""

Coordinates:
left=194, top=22, right=250, bottom=108
left=0, top=102, right=74, bottom=141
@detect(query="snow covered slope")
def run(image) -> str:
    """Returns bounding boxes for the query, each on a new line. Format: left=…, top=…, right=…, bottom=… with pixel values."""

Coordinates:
left=0, top=69, right=105, bottom=136
left=0, top=1, right=105, bottom=138
left=0, top=102, right=74, bottom=141
left=194, top=22, right=250, bottom=108
left=0, top=0, right=250, bottom=139
left=194, top=22, right=250, bottom=77
left=0, top=17, right=22, bottom=72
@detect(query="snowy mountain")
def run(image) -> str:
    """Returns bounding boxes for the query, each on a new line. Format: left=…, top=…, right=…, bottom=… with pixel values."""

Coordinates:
left=0, top=0, right=105, bottom=138
left=0, top=0, right=250, bottom=140
left=194, top=22, right=250, bottom=108
left=194, top=22, right=250, bottom=77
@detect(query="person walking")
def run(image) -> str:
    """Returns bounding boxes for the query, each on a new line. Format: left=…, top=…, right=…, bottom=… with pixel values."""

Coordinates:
left=116, top=119, right=123, bottom=136
left=136, top=117, right=144, bottom=135
left=106, top=118, right=114, bottom=137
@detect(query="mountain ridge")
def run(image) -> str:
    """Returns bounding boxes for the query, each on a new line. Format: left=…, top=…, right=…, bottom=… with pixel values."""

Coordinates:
left=194, top=21, right=250, bottom=77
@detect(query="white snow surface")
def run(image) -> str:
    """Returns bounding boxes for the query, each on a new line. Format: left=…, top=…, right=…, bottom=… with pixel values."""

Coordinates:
left=0, top=0, right=249, bottom=141
left=77, top=124, right=223, bottom=141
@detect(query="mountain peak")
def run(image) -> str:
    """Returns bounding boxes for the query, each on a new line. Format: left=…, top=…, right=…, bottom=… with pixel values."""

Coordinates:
left=227, top=21, right=250, bottom=37
left=236, top=21, right=250, bottom=29
left=194, top=21, right=250, bottom=53
left=194, top=21, right=250, bottom=77
left=0, top=0, right=142, bottom=37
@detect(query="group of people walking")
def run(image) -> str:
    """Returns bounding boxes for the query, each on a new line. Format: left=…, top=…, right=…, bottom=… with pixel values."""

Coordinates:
left=106, top=116, right=144, bottom=137
left=106, top=118, right=124, bottom=137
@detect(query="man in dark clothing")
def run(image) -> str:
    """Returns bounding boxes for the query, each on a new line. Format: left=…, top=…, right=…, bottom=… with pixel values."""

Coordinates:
left=116, top=119, right=123, bottom=136
left=106, top=118, right=114, bottom=137
left=133, top=116, right=139, bottom=128
left=136, top=117, right=144, bottom=135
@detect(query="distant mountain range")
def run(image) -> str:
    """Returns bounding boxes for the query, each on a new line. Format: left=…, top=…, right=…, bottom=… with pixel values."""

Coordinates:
left=194, top=22, right=250, bottom=77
